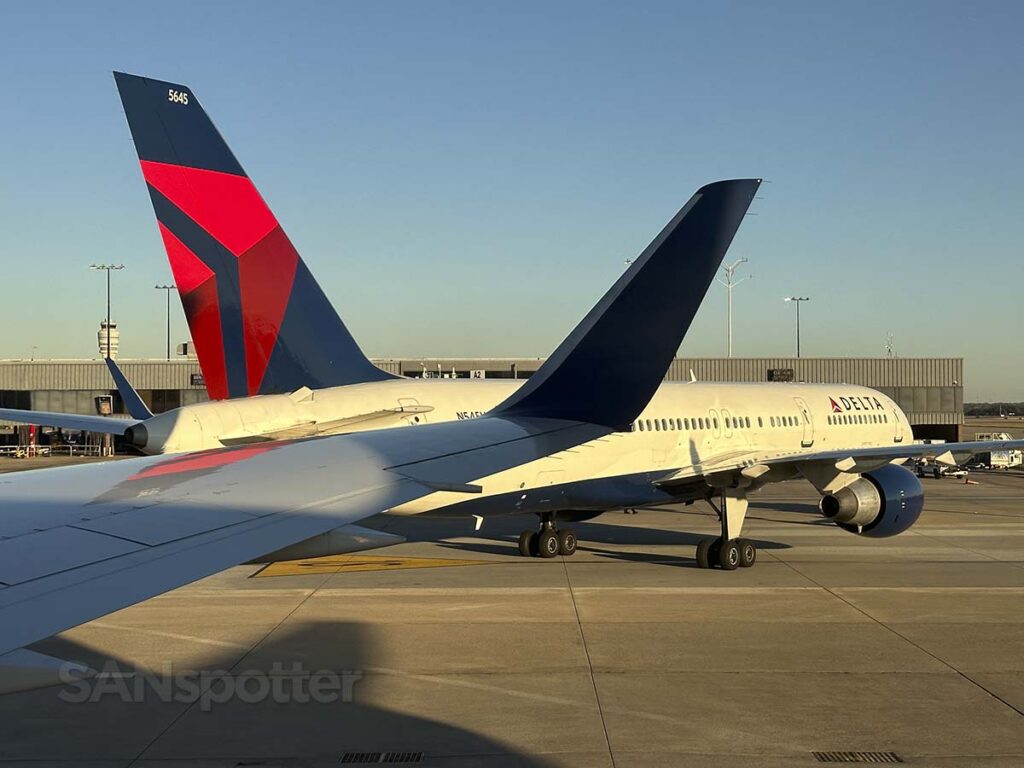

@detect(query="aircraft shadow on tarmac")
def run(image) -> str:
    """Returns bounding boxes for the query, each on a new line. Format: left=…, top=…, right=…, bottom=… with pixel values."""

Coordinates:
left=17, top=621, right=557, bottom=765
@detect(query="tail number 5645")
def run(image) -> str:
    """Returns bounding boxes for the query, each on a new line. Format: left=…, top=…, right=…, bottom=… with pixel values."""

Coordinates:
left=168, top=89, right=189, bottom=105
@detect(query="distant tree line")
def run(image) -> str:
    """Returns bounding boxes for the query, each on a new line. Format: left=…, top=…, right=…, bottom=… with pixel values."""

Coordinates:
left=964, top=403, right=1024, bottom=417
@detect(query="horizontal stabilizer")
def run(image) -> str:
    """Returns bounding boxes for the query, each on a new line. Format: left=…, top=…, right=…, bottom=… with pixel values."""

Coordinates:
left=492, top=179, right=760, bottom=429
left=0, top=409, right=138, bottom=435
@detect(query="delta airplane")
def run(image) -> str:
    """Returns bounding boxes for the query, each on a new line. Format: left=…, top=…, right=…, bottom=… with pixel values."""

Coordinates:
left=0, top=113, right=766, bottom=689
left=1, top=71, right=1020, bottom=634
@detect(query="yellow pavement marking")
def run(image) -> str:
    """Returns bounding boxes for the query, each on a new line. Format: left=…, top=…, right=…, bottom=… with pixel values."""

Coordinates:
left=253, top=554, right=494, bottom=578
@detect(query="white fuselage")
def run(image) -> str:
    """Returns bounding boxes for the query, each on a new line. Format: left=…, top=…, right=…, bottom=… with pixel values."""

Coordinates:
left=388, top=381, right=911, bottom=515
left=137, top=378, right=911, bottom=517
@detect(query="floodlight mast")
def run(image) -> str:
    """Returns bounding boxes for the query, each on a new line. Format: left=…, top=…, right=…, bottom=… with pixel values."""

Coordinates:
left=89, top=264, right=125, bottom=360
left=716, top=258, right=751, bottom=358
left=783, top=296, right=811, bottom=358
left=154, top=284, right=176, bottom=360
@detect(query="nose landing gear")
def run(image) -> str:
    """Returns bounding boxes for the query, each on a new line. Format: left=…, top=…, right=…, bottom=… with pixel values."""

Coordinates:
left=518, top=513, right=578, bottom=558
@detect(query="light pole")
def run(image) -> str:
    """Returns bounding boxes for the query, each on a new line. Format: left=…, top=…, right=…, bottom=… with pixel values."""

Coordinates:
left=783, top=296, right=810, bottom=358
left=154, top=284, right=176, bottom=360
left=90, top=264, right=125, bottom=359
left=716, top=258, right=751, bottom=357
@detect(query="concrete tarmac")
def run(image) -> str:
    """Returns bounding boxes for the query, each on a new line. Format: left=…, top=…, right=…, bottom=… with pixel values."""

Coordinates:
left=2, top=471, right=1023, bottom=766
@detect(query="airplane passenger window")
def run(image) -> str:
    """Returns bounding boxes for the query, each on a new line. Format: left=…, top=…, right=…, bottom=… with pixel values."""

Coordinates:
left=645, top=419, right=652, bottom=431
left=770, top=416, right=775, bottom=427
left=654, top=420, right=660, bottom=431
left=758, top=417, right=763, bottom=427
left=660, top=418, right=667, bottom=431
left=638, top=420, right=645, bottom=431
left=713, top=418, right=719, bottom=429
left=676, top=418, right=683, bottom=430
left=684, top=418, right=690, bottom=430
left=699, top=418, right=705, bottom=429
left=745, top=417, right=751, bottom=428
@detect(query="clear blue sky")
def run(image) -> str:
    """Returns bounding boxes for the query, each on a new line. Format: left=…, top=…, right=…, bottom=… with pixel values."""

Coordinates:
left=1, top=1, right=1021, bottom=399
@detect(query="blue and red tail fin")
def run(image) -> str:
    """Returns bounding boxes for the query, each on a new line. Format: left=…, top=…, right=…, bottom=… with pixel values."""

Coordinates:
left=113, top=72, right=396, bottom=399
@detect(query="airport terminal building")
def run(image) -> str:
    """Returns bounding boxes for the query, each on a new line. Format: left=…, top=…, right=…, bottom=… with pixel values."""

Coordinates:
left=0, top=357, right=964, bottom=443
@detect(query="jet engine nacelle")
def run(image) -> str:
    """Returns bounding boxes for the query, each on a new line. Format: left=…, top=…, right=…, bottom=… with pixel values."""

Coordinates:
left=819, top=464, right=924, bottom=538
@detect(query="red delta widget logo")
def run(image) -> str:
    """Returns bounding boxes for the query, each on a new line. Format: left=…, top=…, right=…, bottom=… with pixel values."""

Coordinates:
left=829, top=395, right=884, bottom=413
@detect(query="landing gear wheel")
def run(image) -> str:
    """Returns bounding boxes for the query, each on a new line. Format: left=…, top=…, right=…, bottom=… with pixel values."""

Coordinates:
left=708, top=538, right=722, bottom=568
left=537, top=530, right=559, bottom=558
left=518, top=530, right=535, bottom=557
left=695, top=538, right=713, bottom=569
left=717, top=539, right=740, bottom=571
left=557, top=529, right=578, bottom=556
left=738, top=538, right=757, bottom=568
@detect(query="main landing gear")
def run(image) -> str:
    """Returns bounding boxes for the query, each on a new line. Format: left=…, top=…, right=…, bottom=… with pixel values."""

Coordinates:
left=518, top=513, right=578, bottom=558
left=695, top=491, right=757, bottom=570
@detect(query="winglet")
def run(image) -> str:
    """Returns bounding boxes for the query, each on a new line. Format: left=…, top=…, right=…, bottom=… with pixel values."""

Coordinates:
left=105, top=358, right=153, bottom=420
left=492, top=179, right=760, bottom=429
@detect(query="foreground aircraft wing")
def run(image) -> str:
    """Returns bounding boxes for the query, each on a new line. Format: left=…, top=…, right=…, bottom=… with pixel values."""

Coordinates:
left=0, top=170, right=760, bottom=688
left=0, top=417, right=605, bottom=661
left=0, top=409, right=138, bottom=435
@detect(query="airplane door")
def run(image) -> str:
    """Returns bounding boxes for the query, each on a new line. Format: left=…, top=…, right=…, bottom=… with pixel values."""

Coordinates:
left=721, top=408, right=734, bottom=439
left=793, top=397, right=815, bottom=448
left=892, top=406, right=904, bottom=443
